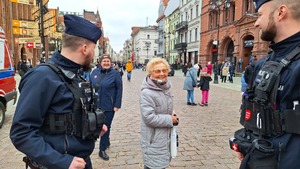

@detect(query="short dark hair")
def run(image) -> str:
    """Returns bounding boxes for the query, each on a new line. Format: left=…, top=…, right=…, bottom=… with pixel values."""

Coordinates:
left=62, top=33, right=92, bottom=51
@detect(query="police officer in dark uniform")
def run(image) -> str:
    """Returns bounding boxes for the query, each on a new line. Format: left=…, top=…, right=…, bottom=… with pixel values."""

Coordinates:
left=229, top=0, right=300, bottom=168
left=10, top=15, right=107, bottom=169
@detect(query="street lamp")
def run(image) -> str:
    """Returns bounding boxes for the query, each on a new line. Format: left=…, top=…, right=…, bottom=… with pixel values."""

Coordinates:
left=136, top=47, right=140, bottom=65
left=210, top=0, right=231, bottom=84
left=145, top=41, right=151, bottom=61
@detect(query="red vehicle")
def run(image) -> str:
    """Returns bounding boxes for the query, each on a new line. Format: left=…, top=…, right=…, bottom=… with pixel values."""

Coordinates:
left=0, top=26, right=17, bottom=128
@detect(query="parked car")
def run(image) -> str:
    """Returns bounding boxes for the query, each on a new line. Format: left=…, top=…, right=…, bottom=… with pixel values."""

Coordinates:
left=168, top=67, right=175, bottom=76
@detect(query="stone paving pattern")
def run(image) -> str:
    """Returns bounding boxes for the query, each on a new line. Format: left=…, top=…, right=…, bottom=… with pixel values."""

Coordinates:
left=0, top=69, right=243, bottom=169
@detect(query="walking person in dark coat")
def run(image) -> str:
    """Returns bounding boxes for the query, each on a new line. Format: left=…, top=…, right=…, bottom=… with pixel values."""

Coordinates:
left=19, top=59, right=29, bottom=77
left=228, top=63, right=235, bottom=83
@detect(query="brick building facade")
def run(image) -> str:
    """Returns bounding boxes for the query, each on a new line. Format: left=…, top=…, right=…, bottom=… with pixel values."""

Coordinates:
left=200, top=0, right=269, bottom=71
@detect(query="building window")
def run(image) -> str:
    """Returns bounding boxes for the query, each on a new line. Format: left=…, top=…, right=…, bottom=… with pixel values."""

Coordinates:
left=189, top=30, right=192, bottom=42
left=181, top=33, right=184, bottom=43
left=244, top=0, right=250, bottom=14
left=196, top=5, right=199, bottom=17
left=147, top=35, right=150, bottom=39
left=185, top=32, right=187, bottom=43
left=185, top=11, right=188, bottom=21
left=224, top=7, right=229, bottom=24
left=190, top=8, right=193, bottom=20
left=195, top=28, right=198, bottom=41
left=210, top=12, right=217, bottom=29
left=231, top=3, right=236, bottom=22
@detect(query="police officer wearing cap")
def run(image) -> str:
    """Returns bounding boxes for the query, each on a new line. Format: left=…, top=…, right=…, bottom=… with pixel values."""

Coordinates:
left=10, top=14, right=107, bottom=169
left=230, top=0, right=300, bottom=168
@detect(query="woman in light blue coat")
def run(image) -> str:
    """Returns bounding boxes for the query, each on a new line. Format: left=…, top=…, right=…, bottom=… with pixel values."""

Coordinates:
left=140, top=58, right=179, bottom=169
left=183, top=62, right=198, bottom=106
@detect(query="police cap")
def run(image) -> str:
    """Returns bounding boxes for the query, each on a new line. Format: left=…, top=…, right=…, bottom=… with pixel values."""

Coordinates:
left=253, top=0, right=271, bottom=12
left=64, top=14, right=102, bottom=44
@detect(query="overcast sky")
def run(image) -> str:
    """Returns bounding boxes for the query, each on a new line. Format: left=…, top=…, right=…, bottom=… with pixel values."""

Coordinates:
left=48, top=0, right=160, bottom=53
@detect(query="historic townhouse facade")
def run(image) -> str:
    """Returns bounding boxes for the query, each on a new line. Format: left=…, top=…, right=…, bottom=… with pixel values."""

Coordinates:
left=156, top=0, right=169, bottom=57
left=174, top=0, right=201, bottom=65
left=186, top=0, right=201, bottom=65
left=164, top=0, right=180, bottom=65
left=131, top=26, right=158, bottom=64
left=200, top=0, right=269, bottom=71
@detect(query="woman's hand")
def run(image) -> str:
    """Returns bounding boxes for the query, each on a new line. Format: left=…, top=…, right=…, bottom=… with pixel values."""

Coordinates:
left=171, top=114, right=179, bottom=126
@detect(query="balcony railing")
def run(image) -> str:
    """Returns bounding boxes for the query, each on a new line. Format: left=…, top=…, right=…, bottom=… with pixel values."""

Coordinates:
left=175, top=21, right=188, bottom=31
left=155, top=38, right=163, bottom=44
left=174, top=42, right=187, bottom=50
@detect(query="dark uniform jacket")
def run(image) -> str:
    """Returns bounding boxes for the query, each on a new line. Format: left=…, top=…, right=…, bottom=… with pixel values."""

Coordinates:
left=90, top=67, right=122, bottom=111
left=10, top=51, right=95, bottom=169
left=250, top=31, right=300, bottom=168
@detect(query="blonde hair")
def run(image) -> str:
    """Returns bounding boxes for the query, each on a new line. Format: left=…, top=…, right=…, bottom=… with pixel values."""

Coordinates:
left=146, top=57, right=170, bottom=75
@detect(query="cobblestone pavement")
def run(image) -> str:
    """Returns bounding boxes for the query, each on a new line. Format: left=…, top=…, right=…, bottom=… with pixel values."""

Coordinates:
left=0, top=69, right=243, bottom=169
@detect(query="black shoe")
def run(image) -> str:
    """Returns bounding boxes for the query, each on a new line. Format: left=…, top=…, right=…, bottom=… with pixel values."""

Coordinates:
left=99, top=151, right=109, bottom=161
left=187, top=102, right=191, bottom=105
left=191, top=103, right=197, bottom=106
left=204, top=103, right=208, bottom=106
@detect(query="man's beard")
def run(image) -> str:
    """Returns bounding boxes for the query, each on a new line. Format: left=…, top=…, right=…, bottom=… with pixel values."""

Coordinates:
left=261, top=11, right=276, bottom=41
left=82, top=62, right=92, bottom=71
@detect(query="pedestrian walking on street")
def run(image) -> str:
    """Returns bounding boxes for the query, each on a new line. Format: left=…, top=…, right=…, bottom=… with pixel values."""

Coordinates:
left=182, top=63, right=187, bottom=76
left=140, top=57, right=179, bottom=169
left=10, top=14, right=107, bottom=169
left=198, top=67, right=212, bottom=106
left=183, top=62, right=198, bottom=106
left=90, top=54, right=123, bottom=161
left=19, top=59, right=29, bottom=77
left=206, top=61, right=213, bottom=75
left=231, top=0, right=300, bottom=168
left=221, top=63, right=229, bottom=83
left=229, top=62, right=235, bottom=83
left=125, top=59, right=133, bottom=81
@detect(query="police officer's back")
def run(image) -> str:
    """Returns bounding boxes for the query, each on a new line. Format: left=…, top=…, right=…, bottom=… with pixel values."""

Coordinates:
left=10, top=15, right=106, bottom=169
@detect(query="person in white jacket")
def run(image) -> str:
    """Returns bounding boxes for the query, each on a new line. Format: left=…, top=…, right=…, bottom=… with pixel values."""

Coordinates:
left=139, top=57, right=179, bottom=169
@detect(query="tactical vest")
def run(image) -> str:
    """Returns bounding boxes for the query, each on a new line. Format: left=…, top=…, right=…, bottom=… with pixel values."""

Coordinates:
left=40, top=63, right=105, bottom=140
left=240, top=45, right=300, bottom=136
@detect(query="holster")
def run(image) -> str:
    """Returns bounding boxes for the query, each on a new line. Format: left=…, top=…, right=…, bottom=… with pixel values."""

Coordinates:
left=23, top=156, right=47, bottom=169
left=240, top=139, right=277, bottom=169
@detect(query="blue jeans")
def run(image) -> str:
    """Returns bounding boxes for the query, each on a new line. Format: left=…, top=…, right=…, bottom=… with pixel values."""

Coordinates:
left=127, top=72, right=132, bottom=81
left=99, top=111, right=115, bottom=151
left=187, top=90, right=194, bottom=103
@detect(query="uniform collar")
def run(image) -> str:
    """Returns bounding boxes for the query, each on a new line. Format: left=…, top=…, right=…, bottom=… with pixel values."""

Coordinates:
left=269, top=31, right=300, bottom=60
left=49, top=51, right=82, bottom=74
